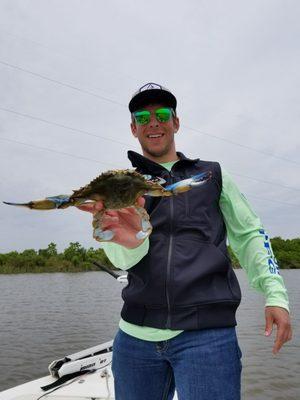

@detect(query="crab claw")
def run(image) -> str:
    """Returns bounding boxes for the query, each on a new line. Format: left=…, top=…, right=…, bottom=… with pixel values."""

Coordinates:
left=3, top=196, right=71, bottom=210
left=164, top=170, right=212, bottom=194
left=3, top=195, right=87, bottom=210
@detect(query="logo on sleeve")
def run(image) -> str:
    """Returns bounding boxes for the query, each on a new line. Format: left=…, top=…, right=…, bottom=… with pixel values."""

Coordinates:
left=259, top=229, right=280, bottom=274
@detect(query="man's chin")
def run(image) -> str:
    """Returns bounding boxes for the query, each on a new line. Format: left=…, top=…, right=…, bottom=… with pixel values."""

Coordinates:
left=142, top=146, right=169, bottom=159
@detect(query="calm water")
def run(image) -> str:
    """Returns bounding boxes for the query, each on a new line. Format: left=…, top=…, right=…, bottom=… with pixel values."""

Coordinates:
left=0, top=270, right=299, bottom=399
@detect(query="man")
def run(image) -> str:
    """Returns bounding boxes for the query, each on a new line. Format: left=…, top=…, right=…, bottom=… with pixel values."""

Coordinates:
left=80, top=83, right=292, bottom=400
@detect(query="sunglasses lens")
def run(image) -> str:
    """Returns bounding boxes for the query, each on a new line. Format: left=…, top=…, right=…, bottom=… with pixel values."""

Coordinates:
left=133, top=108, right=173, bottom=125
left=134, top=111, right=150, bottom=125
left=155, top=108, right=172, bottom=122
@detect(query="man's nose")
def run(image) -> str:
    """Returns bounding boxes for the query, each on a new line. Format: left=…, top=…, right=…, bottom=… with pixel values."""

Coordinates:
left=149, top=113, right=159, bottom=128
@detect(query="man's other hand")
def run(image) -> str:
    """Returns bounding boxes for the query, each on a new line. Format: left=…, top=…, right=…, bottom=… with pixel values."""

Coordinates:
left=265, top=306, right=292, bottom=354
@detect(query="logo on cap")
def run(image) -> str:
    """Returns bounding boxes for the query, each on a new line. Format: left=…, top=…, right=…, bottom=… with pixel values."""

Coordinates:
left=139, top=83, right=163, bottom=92
left=129, top=82, right=176, bottom=112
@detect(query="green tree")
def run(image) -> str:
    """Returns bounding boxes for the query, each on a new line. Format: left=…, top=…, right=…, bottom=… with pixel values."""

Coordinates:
left=227, top=246, right=240, bottom=268
left=38, top=242, right=58, bottom=258
left=63, top=242, right=86, bottom=263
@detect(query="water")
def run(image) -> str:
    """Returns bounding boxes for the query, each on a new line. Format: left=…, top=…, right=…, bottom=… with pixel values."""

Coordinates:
left=0, top=270, right=299, bottom=399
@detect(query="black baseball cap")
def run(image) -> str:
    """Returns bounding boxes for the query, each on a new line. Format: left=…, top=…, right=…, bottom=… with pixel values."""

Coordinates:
left=129, top=82, right=177, bottom=113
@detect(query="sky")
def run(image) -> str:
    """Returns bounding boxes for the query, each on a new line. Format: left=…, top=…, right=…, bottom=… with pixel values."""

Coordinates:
left=0, top=0, right=299, bottom=253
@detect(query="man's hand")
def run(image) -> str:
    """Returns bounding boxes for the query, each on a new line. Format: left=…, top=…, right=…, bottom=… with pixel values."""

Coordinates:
left=77, top=197, right=147, bottom=248
left=265, top=306, right=292, bottom=354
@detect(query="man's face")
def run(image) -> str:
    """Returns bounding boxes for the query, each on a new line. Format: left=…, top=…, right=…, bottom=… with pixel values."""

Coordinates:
left=131, top=103, right=180, bottom=162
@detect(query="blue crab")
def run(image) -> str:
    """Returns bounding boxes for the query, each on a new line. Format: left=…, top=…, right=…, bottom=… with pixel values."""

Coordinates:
left=4, top=169, right=212, bottom=242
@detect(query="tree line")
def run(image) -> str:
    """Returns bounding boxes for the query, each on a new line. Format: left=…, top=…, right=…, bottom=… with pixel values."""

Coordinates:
left=0, top=242, right=113, bottom=274
left=0, top=237, right=299, bottom=274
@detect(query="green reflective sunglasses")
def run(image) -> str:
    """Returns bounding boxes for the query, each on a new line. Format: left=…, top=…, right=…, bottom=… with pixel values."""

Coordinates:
left=133, top=108, right=174, bottom=125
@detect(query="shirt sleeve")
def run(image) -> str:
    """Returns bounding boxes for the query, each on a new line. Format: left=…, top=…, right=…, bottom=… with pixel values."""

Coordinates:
left=100, top=238, right=149, bottom=270
left=219, top=167, right=290, bottom=312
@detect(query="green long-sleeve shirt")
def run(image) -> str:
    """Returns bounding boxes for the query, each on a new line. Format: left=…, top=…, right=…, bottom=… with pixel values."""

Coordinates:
left=101, top=162, right=289, bottom=341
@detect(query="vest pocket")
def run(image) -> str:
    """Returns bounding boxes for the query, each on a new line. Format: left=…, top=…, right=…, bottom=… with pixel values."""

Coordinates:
left=172, top=238, right=239, bottom=306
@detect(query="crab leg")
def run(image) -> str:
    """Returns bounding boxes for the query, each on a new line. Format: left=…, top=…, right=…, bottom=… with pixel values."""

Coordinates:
left=134, top=205, right=153, bottom=240
left=92, top=210, right=115, bottom=242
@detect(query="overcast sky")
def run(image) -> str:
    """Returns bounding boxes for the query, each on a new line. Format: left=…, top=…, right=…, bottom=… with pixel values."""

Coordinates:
left=0, top=0, right=299, bottom=253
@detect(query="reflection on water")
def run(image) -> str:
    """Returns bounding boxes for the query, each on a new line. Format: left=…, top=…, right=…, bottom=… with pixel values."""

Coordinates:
left=0, top=270, right=299, bottom=398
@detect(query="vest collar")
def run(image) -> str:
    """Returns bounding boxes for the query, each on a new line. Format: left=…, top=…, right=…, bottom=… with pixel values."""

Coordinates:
left=127, top=150, right=199, bottom=174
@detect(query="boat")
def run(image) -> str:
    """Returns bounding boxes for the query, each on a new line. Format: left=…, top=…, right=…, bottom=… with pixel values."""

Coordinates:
left=0, top=340, right=115, bottom=400
left=0, top=338, right=178, bottom=399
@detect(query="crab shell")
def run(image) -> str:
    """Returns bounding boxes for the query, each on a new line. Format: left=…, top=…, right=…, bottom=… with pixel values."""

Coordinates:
left=70, top=169, right=167, bottom=209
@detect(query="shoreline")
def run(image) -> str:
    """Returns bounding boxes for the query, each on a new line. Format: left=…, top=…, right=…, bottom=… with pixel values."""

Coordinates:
left=1, top=237, right=299, bottom=273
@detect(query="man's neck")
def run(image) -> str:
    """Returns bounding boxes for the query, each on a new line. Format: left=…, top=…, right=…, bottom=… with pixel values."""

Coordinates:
left=142, top=152, right=179, bottom=164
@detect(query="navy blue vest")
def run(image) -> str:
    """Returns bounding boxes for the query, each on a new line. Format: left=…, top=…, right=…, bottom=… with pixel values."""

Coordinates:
left=121, top=151, right=241, bottom=330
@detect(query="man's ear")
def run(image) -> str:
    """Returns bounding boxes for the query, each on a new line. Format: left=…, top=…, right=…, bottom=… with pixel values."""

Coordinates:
left=131, top=122, right=137, bottom=137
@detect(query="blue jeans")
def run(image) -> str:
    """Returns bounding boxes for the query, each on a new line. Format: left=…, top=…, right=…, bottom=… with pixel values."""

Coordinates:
left=112, top=327, right=242, bottom=400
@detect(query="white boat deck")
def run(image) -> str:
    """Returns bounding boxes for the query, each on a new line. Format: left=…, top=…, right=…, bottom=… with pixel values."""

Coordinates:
left=1, top=354, right=178, bottom=400
left=1, top=365, right=115, bottom=400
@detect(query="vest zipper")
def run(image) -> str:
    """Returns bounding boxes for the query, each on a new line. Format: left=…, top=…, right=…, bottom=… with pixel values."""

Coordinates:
left=165, top=173, right=175, bottom=328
